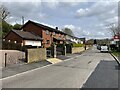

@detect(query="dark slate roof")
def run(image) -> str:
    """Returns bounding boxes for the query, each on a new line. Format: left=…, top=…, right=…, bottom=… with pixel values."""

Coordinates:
left=12, top=30, right=43, bottom=40
left=22, top=20, right=67, bottom=35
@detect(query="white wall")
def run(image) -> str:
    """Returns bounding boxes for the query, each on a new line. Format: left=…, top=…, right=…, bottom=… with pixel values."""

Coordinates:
left=24, top=40, right=41, bottom=46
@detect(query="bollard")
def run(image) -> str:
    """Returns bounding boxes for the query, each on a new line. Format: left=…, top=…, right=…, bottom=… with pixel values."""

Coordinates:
left=5, top=53, right=7, bottom=67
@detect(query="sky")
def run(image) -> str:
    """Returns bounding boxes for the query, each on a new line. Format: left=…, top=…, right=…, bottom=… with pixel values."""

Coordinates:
left=1, top=0, right=119, bottom=39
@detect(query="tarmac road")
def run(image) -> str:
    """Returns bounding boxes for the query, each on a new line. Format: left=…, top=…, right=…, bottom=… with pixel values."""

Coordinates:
left=2, top=47, right=119, bottom=88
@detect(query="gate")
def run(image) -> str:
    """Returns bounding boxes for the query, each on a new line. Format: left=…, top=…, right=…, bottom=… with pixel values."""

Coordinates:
left=56, top=44, right=64, bottom=55
left=66, top=44, right=72, bottom=53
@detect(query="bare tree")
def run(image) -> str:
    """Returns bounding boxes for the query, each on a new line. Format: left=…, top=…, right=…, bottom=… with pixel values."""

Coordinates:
left=0, top=5, right=10, bottom=20
left=106, top=23, right=120, bottom=36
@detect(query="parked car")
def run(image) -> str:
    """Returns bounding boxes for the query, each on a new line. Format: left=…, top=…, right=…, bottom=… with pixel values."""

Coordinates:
left=100, top=45, right=109, bottom=52
left=97, top=44, right=101, bottom=50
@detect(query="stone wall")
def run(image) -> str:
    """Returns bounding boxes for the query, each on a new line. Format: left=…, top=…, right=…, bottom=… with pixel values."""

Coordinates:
left=26, top=48, right=46, bottom=63
left=72, top=47, right=85, bottom=54
left=0, top=50, right=25, bottom=67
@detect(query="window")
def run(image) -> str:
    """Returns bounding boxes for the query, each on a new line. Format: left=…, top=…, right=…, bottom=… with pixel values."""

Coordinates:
left=46, top=30, right=49, bottom=35
left=46, top=40, right=50, bottom=44
left=59, top=34, right=61, bottom=37
left=8, top=40, right=11, bottom=42
left=3, top=39, right=5, bottom=41
left=53, top=32, right=55, bottom=35
left=14, top=41, right=17, bottom=43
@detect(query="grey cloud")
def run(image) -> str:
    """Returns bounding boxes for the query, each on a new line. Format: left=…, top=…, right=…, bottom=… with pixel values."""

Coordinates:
left=75, top=2, right=117, bottom=18
left=3, top=2, right=45, bottom=24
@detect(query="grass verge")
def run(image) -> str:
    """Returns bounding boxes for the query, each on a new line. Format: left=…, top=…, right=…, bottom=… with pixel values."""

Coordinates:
left=112, top=51, right=120, bottom=57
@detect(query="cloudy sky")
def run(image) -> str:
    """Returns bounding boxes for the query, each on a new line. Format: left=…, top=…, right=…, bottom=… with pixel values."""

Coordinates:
left=2, top=0, right=118, bottom=39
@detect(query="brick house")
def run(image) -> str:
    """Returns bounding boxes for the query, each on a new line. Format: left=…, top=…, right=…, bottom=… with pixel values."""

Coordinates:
left=4, top=30, right=43, bottom=47
left=22, top=20, right=67, bottom=48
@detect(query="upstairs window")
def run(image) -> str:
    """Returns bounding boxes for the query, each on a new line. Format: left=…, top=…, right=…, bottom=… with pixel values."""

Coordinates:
left=46, top=30, right=49, bottom=35
left=53, top=32, right=55, bottom=35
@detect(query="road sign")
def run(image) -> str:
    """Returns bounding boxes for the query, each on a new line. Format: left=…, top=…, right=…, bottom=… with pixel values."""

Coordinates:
left=113, top=35, right=120, bottom=41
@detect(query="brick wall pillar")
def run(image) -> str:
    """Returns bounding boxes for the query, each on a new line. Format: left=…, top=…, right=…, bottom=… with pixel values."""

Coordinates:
left=53, top=45, right=56, bottom=58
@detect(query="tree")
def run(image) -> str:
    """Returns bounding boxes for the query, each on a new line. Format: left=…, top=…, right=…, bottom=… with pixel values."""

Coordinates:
left=13, top=23, right=22, bottom=30
left=0, top=5, right=10, bottom=20
left=2, top=20, right=13, bottom=38
left=62, top=28, right=74, bottom=36
left=107, top=23, right=120, bottom=51
left=107, top=23, right=120, bottom=36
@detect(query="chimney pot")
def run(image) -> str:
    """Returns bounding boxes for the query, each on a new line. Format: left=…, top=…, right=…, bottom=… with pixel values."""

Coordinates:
left=56, top=27, right=58, bottom=30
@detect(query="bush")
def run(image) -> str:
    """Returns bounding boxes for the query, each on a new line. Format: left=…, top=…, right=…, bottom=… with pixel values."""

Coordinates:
left=57, top=44, right=65, bottom=47
left=2, top=41, right=27, bottom=51
left=72, top=43, right=84, bottom=47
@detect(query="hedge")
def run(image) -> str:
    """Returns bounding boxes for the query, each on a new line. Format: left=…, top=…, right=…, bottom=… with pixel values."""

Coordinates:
left=72, top=43, right=84, bottom=47
left=2, top=41, right=27, bottom=51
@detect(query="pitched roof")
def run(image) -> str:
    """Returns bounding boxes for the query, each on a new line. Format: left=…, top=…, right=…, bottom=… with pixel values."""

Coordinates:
left=22, top=20, right=67, bottom=35
left=12, top=30, right=43, bottom=40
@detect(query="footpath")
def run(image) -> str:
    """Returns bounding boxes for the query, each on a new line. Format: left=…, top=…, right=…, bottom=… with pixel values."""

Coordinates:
left=2, top=52, right=83, bottom=79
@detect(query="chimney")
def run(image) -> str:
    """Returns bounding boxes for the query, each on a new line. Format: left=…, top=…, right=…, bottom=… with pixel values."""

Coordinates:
left=55, top=27, right=58, bottom=30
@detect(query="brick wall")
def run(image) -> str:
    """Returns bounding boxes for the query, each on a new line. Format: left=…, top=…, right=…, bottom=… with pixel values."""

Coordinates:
left=23, top=23, right=42, bottom=37
left=26, top=48, right=46, bottom=63
left=42, top=30, right=52, bottom=48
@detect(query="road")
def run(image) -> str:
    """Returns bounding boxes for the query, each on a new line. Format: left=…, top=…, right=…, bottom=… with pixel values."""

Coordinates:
left=2, top=47, right=119, bottom=88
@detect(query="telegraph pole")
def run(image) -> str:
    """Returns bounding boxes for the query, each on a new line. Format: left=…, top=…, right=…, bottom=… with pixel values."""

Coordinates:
left=22, top=16, right=24, bottom=25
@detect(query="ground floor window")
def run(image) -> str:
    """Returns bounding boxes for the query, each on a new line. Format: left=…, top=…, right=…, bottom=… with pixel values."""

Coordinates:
left=46, top=40, right=50, bottom=44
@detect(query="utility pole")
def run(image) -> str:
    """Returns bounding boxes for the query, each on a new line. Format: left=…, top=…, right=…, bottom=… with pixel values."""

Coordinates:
left=22, top=16, right=24, bottom=25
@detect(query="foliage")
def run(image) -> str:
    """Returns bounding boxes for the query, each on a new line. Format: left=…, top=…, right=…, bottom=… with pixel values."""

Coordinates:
left=2, top=20, right=13, bottom=38
left=13, top=23, right=22, bottom=30
left=112, top=51, right=120, bottom=56
left=62, top=28, right=74, bottom=36
left=72, top=43, right=84, bottom=47
left=57, top=44, right=65, bottom=47
left=2, top=41, right=27, bottom=51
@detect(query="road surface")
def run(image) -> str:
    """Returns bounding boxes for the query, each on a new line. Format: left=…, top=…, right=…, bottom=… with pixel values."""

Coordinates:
left=2, top=47, right=119, bottom=88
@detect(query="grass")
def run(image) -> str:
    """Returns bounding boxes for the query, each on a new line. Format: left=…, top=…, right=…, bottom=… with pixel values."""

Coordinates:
left=112, top=51, right=120, bottom=57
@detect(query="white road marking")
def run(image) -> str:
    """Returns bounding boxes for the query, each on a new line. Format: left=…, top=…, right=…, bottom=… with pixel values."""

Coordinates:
left=1, top=54, right=82, bottom=81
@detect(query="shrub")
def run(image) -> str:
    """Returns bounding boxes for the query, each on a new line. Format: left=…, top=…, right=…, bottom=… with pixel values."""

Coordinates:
left=72, top=43, right=84, bottom=47
left=2, top=41, right=27, bottom=51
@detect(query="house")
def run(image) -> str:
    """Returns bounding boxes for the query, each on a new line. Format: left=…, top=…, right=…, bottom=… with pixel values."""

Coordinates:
left=22, top=20, right=67, bottom=48
left=66, top=34, right=83, bottom=44
left=4, top=30, right=43, bottom=47
left=79, top=38, right=85, bottom=44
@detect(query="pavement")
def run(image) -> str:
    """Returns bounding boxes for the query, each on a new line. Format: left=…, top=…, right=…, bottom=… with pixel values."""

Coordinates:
left=2, top=60, right=52, bottom=78
left=2, top=47, right=119, bottom=88
left=46, top=58, right=62, bottom=64
left=2, top=51, right=83, bottom=79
